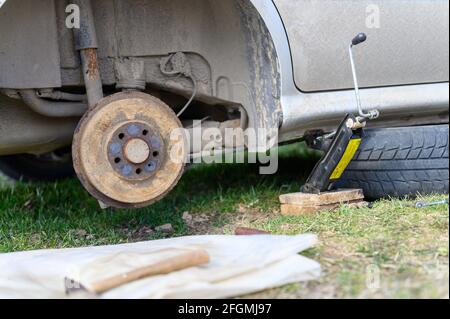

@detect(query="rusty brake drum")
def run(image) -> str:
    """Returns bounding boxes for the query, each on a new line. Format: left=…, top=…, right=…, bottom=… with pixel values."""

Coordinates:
left=72, top=91, right=187, bottom=208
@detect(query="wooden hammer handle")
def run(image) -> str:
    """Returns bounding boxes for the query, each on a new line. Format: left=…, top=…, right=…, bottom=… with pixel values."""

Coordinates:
left=90, top=249, right=210, bottom=294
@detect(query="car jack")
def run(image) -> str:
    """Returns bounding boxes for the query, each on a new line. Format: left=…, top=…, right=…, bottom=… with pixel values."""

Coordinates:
left=302, top=33, right=380, bottom=195
left=279, top=33, right=379, bottom=215
left=302, top=33, right=380, bottom=194
left=302, top=114, right=363, bottom=194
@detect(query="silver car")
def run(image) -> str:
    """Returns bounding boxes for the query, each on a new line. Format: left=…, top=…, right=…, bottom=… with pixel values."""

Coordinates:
left=0, top=0, right=448, bottom=207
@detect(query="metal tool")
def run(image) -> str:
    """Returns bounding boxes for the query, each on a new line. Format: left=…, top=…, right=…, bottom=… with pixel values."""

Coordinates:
left=235, top=227, right=271, bottom=236
left=415, top=199, right=449, bottom=208
left=349, top=33, right=379, bottom=123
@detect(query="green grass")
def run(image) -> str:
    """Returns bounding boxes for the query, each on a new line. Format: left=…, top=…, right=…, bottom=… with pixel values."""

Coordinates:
left=0, top=143, right=448, bottom=298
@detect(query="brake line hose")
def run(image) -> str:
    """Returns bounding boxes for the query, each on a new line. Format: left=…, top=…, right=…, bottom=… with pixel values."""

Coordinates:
left=160, top=52, right=197, bottom=117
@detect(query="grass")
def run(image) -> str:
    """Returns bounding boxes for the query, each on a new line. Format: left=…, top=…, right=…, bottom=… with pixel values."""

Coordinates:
left=0, top=143, right=448, bottom=298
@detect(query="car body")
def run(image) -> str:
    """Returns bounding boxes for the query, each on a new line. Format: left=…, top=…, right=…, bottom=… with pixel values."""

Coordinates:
left=1, top=0, right=448, bottom=156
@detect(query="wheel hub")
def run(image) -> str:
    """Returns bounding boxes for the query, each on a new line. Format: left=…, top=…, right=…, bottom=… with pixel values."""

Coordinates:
left=107, top=122, right=164, bottom=180
left=72, top=91, right=186, bottom=208
left=124, top=138, right=150, bottom=164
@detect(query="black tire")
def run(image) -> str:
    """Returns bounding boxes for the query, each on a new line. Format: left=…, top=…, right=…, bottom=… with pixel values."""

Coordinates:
left=338, top=124, right=449, bottom=199
left=0, top=148, right=74, bottom=183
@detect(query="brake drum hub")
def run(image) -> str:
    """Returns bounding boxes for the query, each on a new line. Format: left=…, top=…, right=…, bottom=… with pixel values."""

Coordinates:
left=72, top=92, right=186, bottom=208
left=124, top=138, right=150, bottom=164
left=107, top=122, right=164, bottom=180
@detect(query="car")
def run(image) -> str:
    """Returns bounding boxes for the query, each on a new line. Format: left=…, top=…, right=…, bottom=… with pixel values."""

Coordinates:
left=0, top=0, right=448, bottom=207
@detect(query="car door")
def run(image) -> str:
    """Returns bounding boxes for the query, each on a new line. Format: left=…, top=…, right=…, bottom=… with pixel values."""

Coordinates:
left=273, top=0, right=449, bottom=92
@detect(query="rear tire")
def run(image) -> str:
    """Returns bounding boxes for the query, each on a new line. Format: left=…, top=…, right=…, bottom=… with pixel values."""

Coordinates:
left=338, top=124, right=449, bottom=199
left=0, top=148, right=74, bottom=183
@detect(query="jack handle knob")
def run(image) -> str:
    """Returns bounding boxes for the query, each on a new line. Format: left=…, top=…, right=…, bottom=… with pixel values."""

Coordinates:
left=352, top=33, right=367, bottom=46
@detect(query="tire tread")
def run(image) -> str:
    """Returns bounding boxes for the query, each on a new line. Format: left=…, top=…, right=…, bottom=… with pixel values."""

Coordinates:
left=339, top=125, right=449, bottom=199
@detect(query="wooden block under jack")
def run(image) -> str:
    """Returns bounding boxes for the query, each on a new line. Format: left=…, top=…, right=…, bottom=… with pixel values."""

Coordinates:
left=279, top=189, right=365, bottom=216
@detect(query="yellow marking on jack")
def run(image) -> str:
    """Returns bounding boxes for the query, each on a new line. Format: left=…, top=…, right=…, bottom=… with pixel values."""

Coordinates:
left=330, top=138, right=362, bottom=180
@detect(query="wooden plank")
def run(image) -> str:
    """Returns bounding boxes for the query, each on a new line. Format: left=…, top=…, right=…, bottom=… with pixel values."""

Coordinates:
left=279, top=189, right=364, bottom=206
left=280, top=199, right=364, bottom=216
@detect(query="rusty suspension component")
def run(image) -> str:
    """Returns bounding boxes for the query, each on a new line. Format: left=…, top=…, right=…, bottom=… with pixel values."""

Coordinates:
left=72, top=0, right=103, bottom=108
